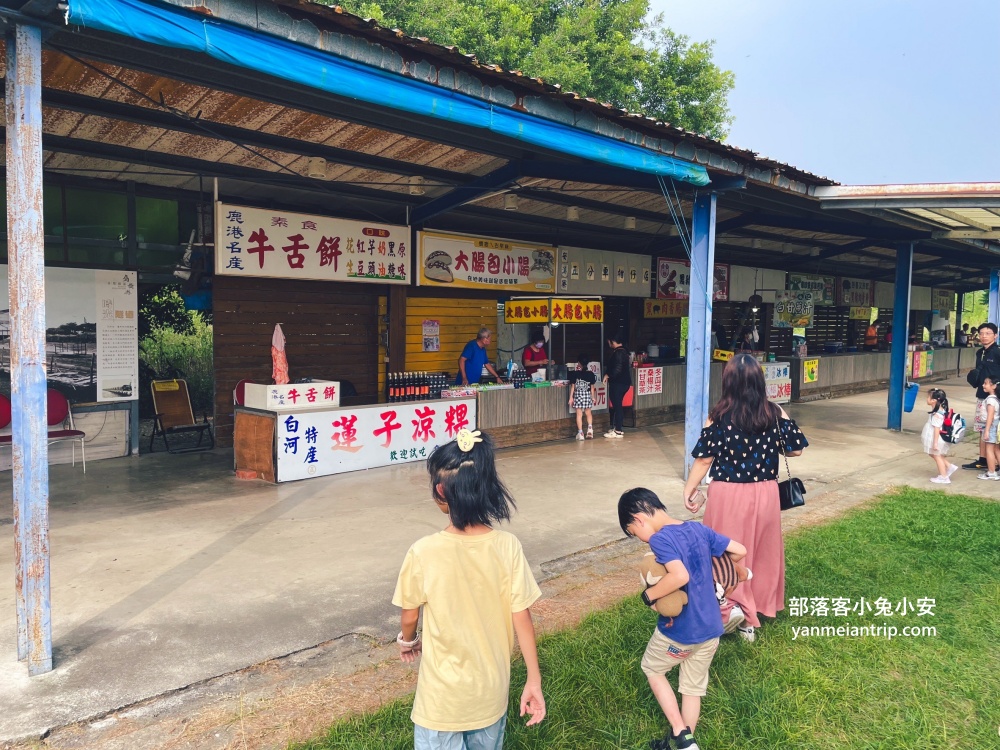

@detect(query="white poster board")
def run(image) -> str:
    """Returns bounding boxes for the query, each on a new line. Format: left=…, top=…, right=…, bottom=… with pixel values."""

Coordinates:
left=636, top=367, right=663, bottom=396
left=276, top=398, right=477, bottom=481
left=95, top=271, right=139, bottom=401
left=0, top=266, right=137, bottom=403
left=763, top=361, right=792, bottom=404
left=215, top=202, right=409, bottom=284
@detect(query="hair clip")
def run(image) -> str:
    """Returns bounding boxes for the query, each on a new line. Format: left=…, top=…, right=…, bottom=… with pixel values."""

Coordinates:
left=456, top=428, right=483, bottom=452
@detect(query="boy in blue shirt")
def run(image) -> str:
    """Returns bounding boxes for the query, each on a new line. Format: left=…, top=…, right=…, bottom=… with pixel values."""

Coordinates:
left=619, top=488, right=747, bottom=750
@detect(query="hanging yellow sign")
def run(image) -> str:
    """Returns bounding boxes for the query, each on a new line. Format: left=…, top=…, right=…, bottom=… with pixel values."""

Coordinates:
left=713, top=349, right=735, bottom=362
left=503, top=299, right=604, bottom=324
left=643, top=299, right=689, bottom=318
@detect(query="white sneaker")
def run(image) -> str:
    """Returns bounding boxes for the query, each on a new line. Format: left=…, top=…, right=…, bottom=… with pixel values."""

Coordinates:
left=723, top=604, right=745, bottom=634
left=603, top=430, right=623, bottom=439
left=946, top=463, right=959, bottom=478
left=977, top=472, right=1000, bottom=480
left=930, top=475, right=951, bottom=484
left=738, top=625, right=756, bottom=643
left=575, top=431, right=584, bottom=441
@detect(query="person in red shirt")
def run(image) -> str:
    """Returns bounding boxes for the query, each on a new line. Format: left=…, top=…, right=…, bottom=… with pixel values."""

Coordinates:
left=522, top=329, right=554, bottom=377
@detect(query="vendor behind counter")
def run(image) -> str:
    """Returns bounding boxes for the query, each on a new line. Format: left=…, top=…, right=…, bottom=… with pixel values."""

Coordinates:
left=522, top=328, right=555, bottom=377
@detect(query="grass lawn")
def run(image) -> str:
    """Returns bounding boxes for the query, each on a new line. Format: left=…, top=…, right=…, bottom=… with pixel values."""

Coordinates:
left=294, top=489, right=1000, bottom=749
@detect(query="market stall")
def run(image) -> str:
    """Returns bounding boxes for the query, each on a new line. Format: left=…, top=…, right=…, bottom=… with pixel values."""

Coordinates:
left=233, top=382, right=477, bottom=482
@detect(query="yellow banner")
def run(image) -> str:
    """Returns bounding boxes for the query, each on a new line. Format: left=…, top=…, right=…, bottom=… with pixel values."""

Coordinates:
left=849, top=306, right=873, bottom=321
left=417, top=230, right=555, bottom=291
left=643, top=299, right=689, bottom=318
left=713, top=349, right=735, bottom=362
left=504, top=299, right=604, bottom=324
left=803, top=359, right=819, bottom=383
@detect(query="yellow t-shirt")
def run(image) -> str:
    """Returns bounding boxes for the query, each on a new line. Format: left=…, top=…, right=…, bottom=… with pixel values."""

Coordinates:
left=392, top=528, right=542, bottom=732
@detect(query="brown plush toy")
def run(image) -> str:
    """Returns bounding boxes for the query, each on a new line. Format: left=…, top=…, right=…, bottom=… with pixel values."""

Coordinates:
left=639, top=551, right=753, bottom=617
left=639, top=552, right=688, bottom=617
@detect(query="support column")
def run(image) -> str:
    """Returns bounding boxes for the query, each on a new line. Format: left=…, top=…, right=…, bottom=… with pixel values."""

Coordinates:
left=683, top=193, right=717, bottom=477
left=989, top=269, right=1000, bottom=326
left=7, top=24, right=52, bottom=675
left=887, top=242, right=913, bottom=432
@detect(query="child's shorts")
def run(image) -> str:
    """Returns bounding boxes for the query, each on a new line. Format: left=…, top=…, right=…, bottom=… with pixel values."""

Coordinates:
left=975, top=399, right=987, bottom=433
left=414, top=716, right=506, bottom=750
left=640, top=629, right=720, bottom=697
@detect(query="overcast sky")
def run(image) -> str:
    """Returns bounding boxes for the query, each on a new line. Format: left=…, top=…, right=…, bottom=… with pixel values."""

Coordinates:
left=651, top=0, right=1000, bottom=185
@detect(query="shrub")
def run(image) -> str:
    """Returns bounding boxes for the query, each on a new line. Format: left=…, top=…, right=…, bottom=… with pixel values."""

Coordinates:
left=139, top=313, right=214, bottom=418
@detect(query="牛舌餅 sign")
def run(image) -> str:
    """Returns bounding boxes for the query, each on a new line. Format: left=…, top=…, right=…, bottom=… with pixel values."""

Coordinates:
left=215, top=203, right=409, bottom=284
left=418, top=231, right=555, bottom=291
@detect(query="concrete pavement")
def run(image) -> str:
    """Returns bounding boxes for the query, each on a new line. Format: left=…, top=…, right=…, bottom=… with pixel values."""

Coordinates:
left=0, top=375, right=995, bottom=742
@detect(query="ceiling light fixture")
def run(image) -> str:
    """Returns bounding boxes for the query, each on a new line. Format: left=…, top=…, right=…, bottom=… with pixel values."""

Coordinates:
left=307, top=157, right=327, bottom=179
left=504, top=193, right=518, bottom=211
left=751, top=238, right=762, bottom=249
left=408, top=176, right=426, bottom=196
left=810, top=246, right=821, bottom=257
left=566, top=206, right=580, bottom=221
left=624, top=216, right=637, bottom=230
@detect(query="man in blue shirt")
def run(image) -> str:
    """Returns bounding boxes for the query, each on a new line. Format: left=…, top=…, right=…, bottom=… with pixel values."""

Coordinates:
left=456, top=327, right=505, bottom=385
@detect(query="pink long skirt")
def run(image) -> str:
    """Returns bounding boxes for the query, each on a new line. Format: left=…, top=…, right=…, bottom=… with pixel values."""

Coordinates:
left=704, top=479, right=784, bottom=628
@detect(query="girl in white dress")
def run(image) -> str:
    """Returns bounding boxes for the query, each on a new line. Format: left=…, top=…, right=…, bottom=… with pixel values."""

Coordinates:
left=923, top=388, right=957, bottom=484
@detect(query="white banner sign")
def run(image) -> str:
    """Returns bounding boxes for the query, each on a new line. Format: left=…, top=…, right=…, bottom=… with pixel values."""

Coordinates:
left=636, top=367, right=664, bottom=396
left=763, top=361, right=792, bottom=404
left=276, top=398, right=477, bottom=482
left=215, top=202, right=409, bottom=284
left=96, top=271, right=139, bottom=401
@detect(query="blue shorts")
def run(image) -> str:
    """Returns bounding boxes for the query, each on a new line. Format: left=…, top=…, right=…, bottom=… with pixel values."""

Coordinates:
left=414, top=716, right=507, bottom=750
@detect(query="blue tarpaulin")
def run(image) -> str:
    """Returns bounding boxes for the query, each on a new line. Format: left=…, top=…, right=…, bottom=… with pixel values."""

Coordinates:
left=66, top=0, right=710, bottom=186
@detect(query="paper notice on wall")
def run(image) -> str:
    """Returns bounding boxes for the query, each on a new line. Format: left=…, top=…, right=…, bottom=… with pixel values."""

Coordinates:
left=422, top=319, right=440, bottom=352
left=96, top=271, right=138, bottom=401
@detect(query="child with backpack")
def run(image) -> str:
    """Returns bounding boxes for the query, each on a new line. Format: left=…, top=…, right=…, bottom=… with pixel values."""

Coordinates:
left=923, top=388, right=958, bottom=484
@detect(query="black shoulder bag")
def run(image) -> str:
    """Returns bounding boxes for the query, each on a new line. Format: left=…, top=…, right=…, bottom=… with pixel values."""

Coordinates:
left=776, top=416, right=806, bottom=511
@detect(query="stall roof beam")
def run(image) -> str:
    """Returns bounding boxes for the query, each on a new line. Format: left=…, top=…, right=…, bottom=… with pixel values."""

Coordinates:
left=410, top=163, right=521, bottom=226
left=15, top=84, right=474, bottom=186
left=6, top=130, right=419, bottom=207
left=64, top=0, right=711, bottom=186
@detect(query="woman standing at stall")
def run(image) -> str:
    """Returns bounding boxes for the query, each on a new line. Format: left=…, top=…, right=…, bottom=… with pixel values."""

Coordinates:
left=603, top=332, right=631, bottom=439
left=522, top=329, right=555, bottom=378
left=681, top=353, right=809, bottom=641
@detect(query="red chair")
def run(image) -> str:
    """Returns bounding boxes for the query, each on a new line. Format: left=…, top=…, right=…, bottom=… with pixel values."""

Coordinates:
left=47, top=388, right=86, bottom=472
left=233, top=378, right=253, bottom=407
left=0, top=393, right=11, bottom=450
left=0, top=391, right=86, bottom=471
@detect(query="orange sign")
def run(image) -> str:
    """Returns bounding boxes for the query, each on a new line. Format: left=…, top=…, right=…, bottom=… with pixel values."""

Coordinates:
left=643, top=299, right=688, bottom=318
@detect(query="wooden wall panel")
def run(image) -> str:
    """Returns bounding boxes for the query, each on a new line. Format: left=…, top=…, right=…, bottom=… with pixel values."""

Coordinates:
left=214, top=276, right=382, bottom=446
left=404, top=296, right=498, bottom=376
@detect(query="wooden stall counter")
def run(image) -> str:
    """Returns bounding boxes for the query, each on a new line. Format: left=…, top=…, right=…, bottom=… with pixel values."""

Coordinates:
left=234, top=396, right=477, bottom=483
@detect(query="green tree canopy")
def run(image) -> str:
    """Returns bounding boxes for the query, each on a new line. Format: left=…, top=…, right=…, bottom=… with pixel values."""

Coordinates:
left=320, top=0, right=735, bottom=139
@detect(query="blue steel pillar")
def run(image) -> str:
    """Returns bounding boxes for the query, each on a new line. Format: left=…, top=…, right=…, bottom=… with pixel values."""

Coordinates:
left=684, top=193, right=717, bottom=477
left=989, top=269, right=999, bottom=326
left=887, top=243, right=914, bottom=432
left=6, top=24, right=52, bottom=675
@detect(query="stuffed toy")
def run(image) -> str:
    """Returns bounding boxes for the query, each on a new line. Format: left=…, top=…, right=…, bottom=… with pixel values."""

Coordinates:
left=639, top=552, right=688, bottom=617
left=639, top=552, right=753, bottom=617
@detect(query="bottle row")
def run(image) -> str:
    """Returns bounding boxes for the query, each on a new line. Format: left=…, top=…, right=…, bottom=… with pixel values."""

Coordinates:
left=386, top=371, right=449, bottom=402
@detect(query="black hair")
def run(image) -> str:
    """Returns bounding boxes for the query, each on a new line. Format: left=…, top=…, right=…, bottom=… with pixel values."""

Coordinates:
left=609, top=329, right=627, bottom=346
left=928, top=388, right=948, bottom=415
left=618, top=487, right=665, bottom=536
left=426, top=431, right=514, bottom=530
left=979, top=322, right=998, bottom=334
left=577, top=353, right=590, bottom=368
left=710, top=352, right=781, bottom=433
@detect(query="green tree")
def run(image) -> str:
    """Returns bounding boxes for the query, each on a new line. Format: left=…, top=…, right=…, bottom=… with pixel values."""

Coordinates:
left=320, top=0, right=734, bottom=139
left=138, top=284, right=195, bottom=339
